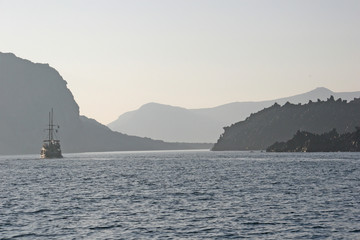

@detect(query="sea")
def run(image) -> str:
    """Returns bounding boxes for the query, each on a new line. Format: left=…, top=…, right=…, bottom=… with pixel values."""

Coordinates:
left=0, top=150, right=359, bottom=239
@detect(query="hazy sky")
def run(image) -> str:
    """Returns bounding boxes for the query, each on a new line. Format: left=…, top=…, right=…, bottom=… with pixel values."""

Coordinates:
left=1, top=0, right=359, bottom=124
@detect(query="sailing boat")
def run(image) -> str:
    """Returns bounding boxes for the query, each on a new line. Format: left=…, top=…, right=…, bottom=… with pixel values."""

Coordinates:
left=40, top=109, right=63, bottom=158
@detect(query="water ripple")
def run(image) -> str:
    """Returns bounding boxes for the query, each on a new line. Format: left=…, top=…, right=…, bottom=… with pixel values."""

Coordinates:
left=1, top=151, right=360, bottom=239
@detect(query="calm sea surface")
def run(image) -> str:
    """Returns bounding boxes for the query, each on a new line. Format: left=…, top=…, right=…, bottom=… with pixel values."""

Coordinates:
left=0, top=150, right=359, bottom=239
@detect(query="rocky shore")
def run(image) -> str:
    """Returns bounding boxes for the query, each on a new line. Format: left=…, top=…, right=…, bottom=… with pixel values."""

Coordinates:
left=267, top=128, right=360, bottom=152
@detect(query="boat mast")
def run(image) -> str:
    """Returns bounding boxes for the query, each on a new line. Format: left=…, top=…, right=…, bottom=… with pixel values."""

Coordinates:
left=47, top=108, right=55, bottom=141
left=51, top=108, right=54, bottom=141
left=48, top=111, right=51, bottom=141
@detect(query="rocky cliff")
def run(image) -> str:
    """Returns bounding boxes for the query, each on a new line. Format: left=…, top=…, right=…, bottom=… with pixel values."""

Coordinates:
left=0, top=52, right=210, bottom=155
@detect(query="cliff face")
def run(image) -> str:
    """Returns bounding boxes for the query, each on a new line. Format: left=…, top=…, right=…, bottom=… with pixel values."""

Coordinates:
left=212, top=97, right=360, bottom=151
left=0, top=52, right=81, bottom=154
left=0, top=52, right=210, bottom=155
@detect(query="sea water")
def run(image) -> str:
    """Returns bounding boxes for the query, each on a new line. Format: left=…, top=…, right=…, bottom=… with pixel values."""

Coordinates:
left=0, top=150, right=359, bottom=239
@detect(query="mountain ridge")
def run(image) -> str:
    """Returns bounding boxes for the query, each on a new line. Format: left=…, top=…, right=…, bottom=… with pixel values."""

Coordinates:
left=108, top=87, right=360, bottom=143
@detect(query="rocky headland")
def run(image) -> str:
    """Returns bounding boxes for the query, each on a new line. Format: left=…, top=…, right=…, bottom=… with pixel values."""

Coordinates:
left=212, top=96, right=360, bottom=151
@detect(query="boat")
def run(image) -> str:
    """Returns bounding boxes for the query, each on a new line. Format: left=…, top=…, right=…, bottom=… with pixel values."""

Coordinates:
left=40, top=109, right=63, bottom=158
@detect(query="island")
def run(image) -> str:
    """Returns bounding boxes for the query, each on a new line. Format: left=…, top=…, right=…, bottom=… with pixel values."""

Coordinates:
left=212, top=96, right=360, bottom=151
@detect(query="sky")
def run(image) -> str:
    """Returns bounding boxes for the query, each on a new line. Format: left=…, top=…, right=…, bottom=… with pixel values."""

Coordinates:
left=1, top=0, right=359, bottom=124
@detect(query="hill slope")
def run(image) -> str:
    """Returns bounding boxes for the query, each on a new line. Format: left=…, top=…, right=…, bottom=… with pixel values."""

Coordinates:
left=108, top=88, right=360, bottom=143
left=212, top=97, right=360, bottom=151
left=0, top=52, right=210, bottom=155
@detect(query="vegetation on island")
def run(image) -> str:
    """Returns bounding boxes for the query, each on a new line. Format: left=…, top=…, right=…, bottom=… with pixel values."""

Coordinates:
left=212, top=96, right=360, bottom=151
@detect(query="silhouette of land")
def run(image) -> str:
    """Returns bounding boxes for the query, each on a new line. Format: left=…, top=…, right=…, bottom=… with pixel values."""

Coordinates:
left=0, top=52, right=211, bottom=155
left=108, top=88, right=360, bottom=143
left=212, top=97, right=360, bottom=151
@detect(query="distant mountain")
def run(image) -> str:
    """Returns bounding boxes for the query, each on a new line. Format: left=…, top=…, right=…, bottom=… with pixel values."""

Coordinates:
left=212, top=97, right=360, bottom=151
left=108, top=88, right=360, bottom=143
left=108, top=103, right=220, bottom=143
left=0, top=52, right=211, bottom=155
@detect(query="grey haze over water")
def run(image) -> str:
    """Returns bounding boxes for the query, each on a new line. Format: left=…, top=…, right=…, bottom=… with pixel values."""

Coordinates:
left=1, top=151, right=359, bottom=239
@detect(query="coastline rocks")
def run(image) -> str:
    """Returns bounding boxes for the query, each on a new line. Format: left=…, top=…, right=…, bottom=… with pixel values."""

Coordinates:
left=266, top=128, right=360, bottom=152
